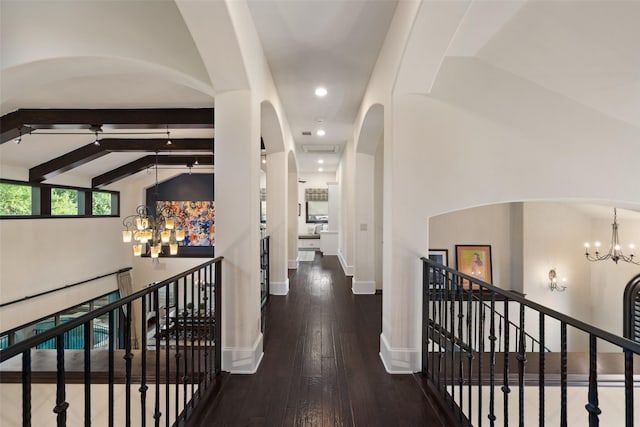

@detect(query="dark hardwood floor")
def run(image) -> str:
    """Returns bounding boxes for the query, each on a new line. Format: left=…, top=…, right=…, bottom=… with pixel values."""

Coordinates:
left=190, top=252, right=451, bottom=426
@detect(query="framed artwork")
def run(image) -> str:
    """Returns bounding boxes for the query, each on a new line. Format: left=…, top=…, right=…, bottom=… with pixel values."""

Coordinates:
left=428, top=249, right=448, bottom=267
left=455, top=245, right=492, bottom=287
left=428, top=249, right=448, bottom=289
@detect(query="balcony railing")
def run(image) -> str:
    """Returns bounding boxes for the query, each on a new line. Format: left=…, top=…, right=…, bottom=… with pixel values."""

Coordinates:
left=422, top=257, right=640, bottom=426
left=0, top=257, right=223, bottom=426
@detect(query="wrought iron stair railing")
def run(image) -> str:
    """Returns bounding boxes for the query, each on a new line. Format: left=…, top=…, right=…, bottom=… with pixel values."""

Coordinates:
left=422, top=257, right=640, bottom=427
left=0, top=257, right=223, bottom=426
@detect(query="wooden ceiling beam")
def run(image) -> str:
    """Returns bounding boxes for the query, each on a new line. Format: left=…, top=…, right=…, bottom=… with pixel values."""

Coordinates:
left=1, top=108, right=214, bottom=144
left=29, top=138, right=213, bottom=182
left=92, top=155, right=214, bottom=189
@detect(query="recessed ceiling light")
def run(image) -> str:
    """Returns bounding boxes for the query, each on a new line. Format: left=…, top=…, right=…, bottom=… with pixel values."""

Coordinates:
left=316, top=129, right=325, bottom=137
left=315, top=87, right=327, bottom=97
left=318, top=167, right=324, bottom=172
left=317, top=159, right=324, bottom=164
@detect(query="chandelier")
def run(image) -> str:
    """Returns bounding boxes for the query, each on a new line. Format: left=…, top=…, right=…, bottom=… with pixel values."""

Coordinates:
left=584, top=208, right=639, bottom=265
left=121, top=154, right=185, bottom=260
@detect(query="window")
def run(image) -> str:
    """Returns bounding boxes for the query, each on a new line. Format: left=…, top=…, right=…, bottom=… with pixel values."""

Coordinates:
left=92, top=191, right=116, bottom=215
left=0, top=182, right=32, bottom=215
left=623, top=274, right=640, bottom=343
left=306, top=201, right=328, bottom=223
left=0, top=179, right=119, bottom=219
left=51, top=188, right=79, bottom=215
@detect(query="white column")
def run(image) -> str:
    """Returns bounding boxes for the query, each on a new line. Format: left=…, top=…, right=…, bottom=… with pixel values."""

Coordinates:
left=287, top=156, right=299, bottom=269
left=215, top=90, right=263, bottom=373
left=266, top=151, right=289, bottom=295
left=379, top=95, right=428, bottom=373
left=352, top=153, right=376, bottom=294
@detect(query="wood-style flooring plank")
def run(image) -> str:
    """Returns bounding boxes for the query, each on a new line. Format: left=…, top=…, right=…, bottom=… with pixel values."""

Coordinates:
left=188, top=252, right=448, bottom=426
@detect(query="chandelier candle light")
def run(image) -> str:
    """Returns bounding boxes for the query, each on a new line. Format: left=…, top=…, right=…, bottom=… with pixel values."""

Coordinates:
left=122, top=205, right=185, bottom=259
left=121, top=152, right=185, bottom=260
left=584, top=208, right=639, bottom=265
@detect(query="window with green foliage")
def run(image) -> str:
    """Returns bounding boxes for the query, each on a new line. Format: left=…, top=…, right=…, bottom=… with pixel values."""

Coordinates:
left=1, top=179, right=118, bottom=219
left=0, top=182, right=32, bottom=215
left=92, top=191, right=113, bottom=215
left=51, top=188, right=79, bottom=215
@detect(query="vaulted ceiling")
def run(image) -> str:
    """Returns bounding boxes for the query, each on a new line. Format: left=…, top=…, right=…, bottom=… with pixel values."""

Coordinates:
left=1, top=0, right=639, bottom=190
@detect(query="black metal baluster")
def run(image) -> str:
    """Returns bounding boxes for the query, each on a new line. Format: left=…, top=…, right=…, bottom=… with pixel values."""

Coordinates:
left=215, top=261, right=222, bottom=375
left=84, top=320, right=91, bottom=426
left=502, top=300, right=510, bottom=426
left=517, top=303, right=526, bottom=427
left=166, top=283, right=172, bottom=427
left=423, top=260, right=429, bottom=376
left=184, top=275, right=190, bottom=414
left=498, top=317, right=503, bottom=353
left=109, top=310, right=115, bottom=427
left=478, top=288, right=484, bottom=427
left=466, top=281, right=473, bottom=422
left=437, top=273, right=444, bottom=392
left=22, top=350, right=32, bottom=427
left=624, top=349, right=633, bottom=427
left=457, top=281, right=464, bottom=412
left=124, top=301, right=133, bottom=427
left=154, top=290, right=161, bottom=427
left=203, top=267, right=210, bottom=389
left=449, top=279, right=455, bottom=400
left=488, top=292, right=497, bottom=426
left=197, top=269, right=202, bottom=392
left=176, top=278, right=183, bottom=423
left=539, top=313, right=545, bottom=427
left=54, top=334, right=69, bottom=427
left=190, top=273, right=196, bottom=408
left=561, top=322, right=567, bottom=427
left=586, top=334, right=601, bottom=426
left=140, top=296, right=148, bottom=427
left=442, top=278, right=449, bottom=399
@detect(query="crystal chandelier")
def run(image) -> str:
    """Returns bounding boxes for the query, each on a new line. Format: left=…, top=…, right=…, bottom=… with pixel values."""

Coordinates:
left=584, top=208, right=639, bottom=265
left=121, top=154, right=185, bottom=260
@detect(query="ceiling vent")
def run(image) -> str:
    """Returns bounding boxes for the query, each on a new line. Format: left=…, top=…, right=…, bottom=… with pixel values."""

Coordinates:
left=302, top=144, right=338, bottom=153
left=301, top=131, right=312, bottom=136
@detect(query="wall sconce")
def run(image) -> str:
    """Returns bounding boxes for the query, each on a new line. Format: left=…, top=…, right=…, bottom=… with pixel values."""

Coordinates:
left=549, top=268, right=567, bottom=292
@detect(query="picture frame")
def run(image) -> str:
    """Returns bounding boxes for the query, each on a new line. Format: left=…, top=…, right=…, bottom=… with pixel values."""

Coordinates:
left=428, top=249, right=448, bottom=289
left=428, top=249, right=448, bottom=267
left=455, top=245, right=492, bottom=288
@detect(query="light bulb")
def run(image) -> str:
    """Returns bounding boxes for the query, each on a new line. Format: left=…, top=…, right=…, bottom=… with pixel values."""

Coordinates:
left=315, top=87, right=327, bottom=97
left=584, top=242, right=590, bottom=248
left=594, top=241, right=601, bottom=248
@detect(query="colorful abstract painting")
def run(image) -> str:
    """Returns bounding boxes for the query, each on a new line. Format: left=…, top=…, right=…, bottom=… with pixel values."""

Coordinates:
left=157, top=201, right=215, bottom=246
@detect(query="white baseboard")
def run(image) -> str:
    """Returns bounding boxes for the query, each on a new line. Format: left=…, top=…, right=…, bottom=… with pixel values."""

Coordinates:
left=379, top=332, right=419, bottom=374
left=337, top=249, right=354, bottom=276
left=270, top=279, right=289, bottom=295
left=222, top=333, right=264, bottom=374
left=352, top=280, right=375, bottom=295
left=288, top=259, right=298, bottom=269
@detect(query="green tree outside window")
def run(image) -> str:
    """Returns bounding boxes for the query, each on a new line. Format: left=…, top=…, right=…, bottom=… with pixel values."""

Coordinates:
left=0, top=182, right=32, bottom=215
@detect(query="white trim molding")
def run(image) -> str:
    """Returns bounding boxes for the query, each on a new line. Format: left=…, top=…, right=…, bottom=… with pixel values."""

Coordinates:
left=222, top=333, right=264, bottom=374
left=379, top=333, right=419, bottom=374
left=288, top=259, right=298, bottom=270
left=352, top=280, right=375, bottom=295
left=270, top=279, right=289, bottom=295
left=337, top=249, right=354, bottom=276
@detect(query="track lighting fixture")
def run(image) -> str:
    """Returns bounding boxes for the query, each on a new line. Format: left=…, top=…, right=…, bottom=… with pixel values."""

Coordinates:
left=93, top=131, right=100, bottom=146
left=15, top=130, right=21, bottom=144
left=166, top=125, right=172, bottom=145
